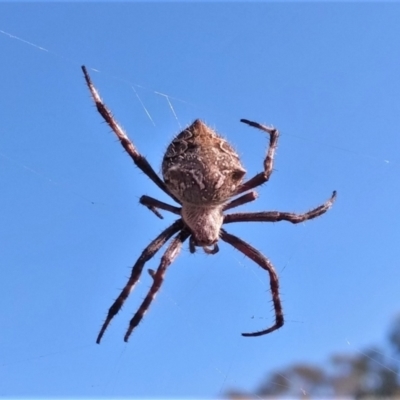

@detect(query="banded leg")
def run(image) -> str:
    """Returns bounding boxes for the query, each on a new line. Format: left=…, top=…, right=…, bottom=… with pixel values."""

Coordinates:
left=224, top=191, right=336, bottom=225
left=235, top=119, right=279, bottom=195
left=96, top=219, right=184, bottom=344
left=81, top=66, right=179, bottom=203
left=124, top=229, right=190, bottom=342
left=220, top=229, right=284, bottom=336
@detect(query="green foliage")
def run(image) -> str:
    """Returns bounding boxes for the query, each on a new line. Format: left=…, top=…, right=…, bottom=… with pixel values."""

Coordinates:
left=227, top=315, right=400, bottom=399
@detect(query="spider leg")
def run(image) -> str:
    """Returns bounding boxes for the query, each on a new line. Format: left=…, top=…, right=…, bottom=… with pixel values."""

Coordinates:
left=81, top=66, right=180, bottom=204
left=220, top=229, right=283, bottom=337
left=224, top=191, right=336, bottom=225
left=140, top=195, right=181, bottom=219
left=235, top=119, right=279, bottom=195
left=223, top=191, right=258, bottom=212
left=124, top=229, right=190, bottom=342
left=96, top=219, right=184, bottom=344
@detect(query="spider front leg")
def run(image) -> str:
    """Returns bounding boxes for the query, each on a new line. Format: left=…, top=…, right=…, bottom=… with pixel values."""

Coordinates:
left=96, top=219, right=184, bottom=344
left=236, top=119, right=279, bottom=195
left=220, top=229, right=283, bottom=336
left=124, top=229, right=190, bottom=342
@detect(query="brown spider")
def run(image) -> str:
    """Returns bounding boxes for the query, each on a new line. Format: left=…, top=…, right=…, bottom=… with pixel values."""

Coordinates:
left=81, top=65, right=336, bottom=344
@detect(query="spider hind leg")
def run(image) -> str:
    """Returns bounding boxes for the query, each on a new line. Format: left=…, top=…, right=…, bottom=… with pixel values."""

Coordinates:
left=235, top=119, right=279, bottom=195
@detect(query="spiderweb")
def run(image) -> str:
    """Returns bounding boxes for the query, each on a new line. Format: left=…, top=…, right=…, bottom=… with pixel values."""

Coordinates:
left=1, top=6, right=399, bottom=398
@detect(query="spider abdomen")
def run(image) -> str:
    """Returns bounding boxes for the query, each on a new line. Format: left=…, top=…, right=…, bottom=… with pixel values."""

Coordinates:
left=162, top=119, right=246, bottom=206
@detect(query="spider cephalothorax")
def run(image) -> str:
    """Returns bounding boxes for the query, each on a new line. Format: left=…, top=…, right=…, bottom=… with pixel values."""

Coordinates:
left=81, top=65, right=336, bottom=344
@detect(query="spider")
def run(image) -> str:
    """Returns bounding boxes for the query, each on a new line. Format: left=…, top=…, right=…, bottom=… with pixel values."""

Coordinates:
left=81, top=65, right=336, bottom=344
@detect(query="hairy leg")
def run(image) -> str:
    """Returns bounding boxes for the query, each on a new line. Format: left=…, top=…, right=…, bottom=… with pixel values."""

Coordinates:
left=124, top=229, right=190, bottom=342
left=224, top=191, right=336, bottom=224
left=81, top=66, right=179, bottom=203
left=235, top=119, right=279, bottom=195
left=140, top=195, right=181, bottom=219
left=96, top=219, right=184, bottom=344
left=223, top=191, right=258, bottom=212
left=220, top=229, right=284, bottom=336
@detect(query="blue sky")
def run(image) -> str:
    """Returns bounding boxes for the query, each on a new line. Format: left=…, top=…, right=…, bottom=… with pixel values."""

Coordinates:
left=1, top=2, right=399, bottom=398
